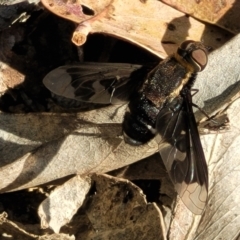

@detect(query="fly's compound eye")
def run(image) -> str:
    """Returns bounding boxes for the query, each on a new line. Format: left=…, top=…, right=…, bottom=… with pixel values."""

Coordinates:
left=190, top=47, right=208, bottom=71
left=177, top=41, right=208, bottom=72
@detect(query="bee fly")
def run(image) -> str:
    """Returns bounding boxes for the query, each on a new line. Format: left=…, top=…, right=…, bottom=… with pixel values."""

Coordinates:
left=43, top=40, right=209, bottom=215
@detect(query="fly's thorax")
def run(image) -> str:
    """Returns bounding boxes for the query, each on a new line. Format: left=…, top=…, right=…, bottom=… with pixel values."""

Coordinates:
left=174, top=52, right=197, bottom=73
left=139, top=56, right=192, bottom=107
left=168, top=71, right=193, bottom=99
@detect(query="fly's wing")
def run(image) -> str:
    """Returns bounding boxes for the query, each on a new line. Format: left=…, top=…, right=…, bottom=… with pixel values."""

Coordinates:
left=43, top=62, right=149, bottom=104
left=156, top=94, right=208, bottom=215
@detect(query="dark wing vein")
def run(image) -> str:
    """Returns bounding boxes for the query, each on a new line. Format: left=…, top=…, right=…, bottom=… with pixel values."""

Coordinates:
left=156, top=93, right=208, bottom=214
left=43, top=62, right=149, bottom=104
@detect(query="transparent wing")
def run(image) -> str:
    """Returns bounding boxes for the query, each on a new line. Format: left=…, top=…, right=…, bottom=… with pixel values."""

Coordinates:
left=43, top=62, right=150, bottom=104
left=156, top=94, right=208, bottom=214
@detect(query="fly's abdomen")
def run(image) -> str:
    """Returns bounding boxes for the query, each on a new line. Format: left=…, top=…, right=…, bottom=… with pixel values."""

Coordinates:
left=123, top=93, right=159, bottom=145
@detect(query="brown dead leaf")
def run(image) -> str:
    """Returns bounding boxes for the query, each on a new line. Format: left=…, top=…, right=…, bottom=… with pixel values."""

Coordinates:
left=38, top=174, right=166, bottom=238
left=162, top=0, right=240, bottom=34
left=41, top=0, right=232, bottom=58
left=84, top=174, right=166, bottom=239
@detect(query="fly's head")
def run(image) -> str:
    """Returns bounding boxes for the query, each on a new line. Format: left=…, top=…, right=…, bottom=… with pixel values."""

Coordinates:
left=176, top=40, right=209, bottom=73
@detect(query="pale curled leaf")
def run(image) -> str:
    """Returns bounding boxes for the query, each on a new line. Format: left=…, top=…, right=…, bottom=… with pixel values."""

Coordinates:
left=0, top=117, right=158, bottom=192
left=38, top=175, right=91, bottom=233
left=0, top=105, right=126, bottom=166
left=40, top=0, right=232, bottom=58
left=0, top=112, right=81, bottom=165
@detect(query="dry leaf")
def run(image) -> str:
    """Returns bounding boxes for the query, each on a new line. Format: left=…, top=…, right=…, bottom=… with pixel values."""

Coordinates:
left=40, top=0, right=232, bottom=58
left=38, top=175, right=91, bottom=233
left=84, top=174, right=166, bottom=240
left=34, top=174, right=167, bottom=238
left=0, top=9, right=240, bottom=238
left=162, top=0, right=240, bottom=33
left=0, top=111, right=158, bottom=192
